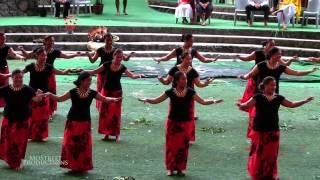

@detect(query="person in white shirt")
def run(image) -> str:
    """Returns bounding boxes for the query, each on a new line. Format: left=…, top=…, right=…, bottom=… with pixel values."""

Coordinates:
left=245, top=0, right=270, bottom=27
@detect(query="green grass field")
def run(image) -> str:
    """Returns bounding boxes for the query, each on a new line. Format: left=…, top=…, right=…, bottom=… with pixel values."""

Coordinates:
left=0, top=59, right=319, bottom=180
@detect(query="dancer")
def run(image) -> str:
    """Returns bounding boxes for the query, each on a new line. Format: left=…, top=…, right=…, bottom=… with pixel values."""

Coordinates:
left=158, top=52, right=213, bottom=143
left=307, top=57, right=320, bottom=63
left=0, top=32, right=26, bottom=108
left=22, top=48, right=77, bottom=142
left=46, top=72, right=120, bottom=172
left=154, top=34, right=219, bottom=65
left=20, top=36, right=84, bottom=116
left=0, top=69, right=45, bottom=170
left=236, top=76, right=313, bottom=180
left=87, top=33, right=133, bottom=110
left=139, top=71, right=223, bottom=176
left=86, top=49, right=144, bottom=142
left=235, top=40, right=296, bottom=138
left=238, top=47, right=318, bottom=138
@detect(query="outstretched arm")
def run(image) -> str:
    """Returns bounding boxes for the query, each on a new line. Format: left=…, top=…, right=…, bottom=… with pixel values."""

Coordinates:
left=236, top=97, right=256, bottom=109
left=193, top=93, right=223, bottom=105
left=123, top=52, right=135, bottom=61
left=85, top=64, right=105, bottom=75
left=281, top=97, right=314, bottom=108
left=124, top=69, right=145, bottom=79
left=46, top=91, right=71, bottom=102
left=194, top=77, right=213, bottom=88
left=95, top=92, right=122, bottom=103
left=284, top=67, right=318, bottom=76
left=307, top=57, right=320, bottom=62
left=87, top=51, right=100, bottom=63
left=279, top=56, right=298, bottom=66
left=59, top=52, right=84, bottom=59
left=157, top=74, right=173, bottom=85
left=234, top=52, right=256, bottom=62
left=195, top=51, right=219, bottom=63
left=53, top=68, right=74, bottom=75
left=8, top=48, right=26, bottom=61
left=238, top=65, right=259, bottom=80
left=138, top=93, right=168, bottom=104
left=18, top=46, right=34, bottom=59
left=153, top=49, right=176, bottom=63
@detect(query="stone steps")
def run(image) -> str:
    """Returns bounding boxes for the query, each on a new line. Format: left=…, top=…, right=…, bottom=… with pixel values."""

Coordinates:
left=8, top=41, right=320, bottom=57
left=5, top=32, right=320, bottom=49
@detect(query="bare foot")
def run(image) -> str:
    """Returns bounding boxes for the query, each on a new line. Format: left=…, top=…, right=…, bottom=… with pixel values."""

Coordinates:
left=177, top=170, right=185, bottom=177
left=123, top=12, right=128, bottom=15
left=167, top=170, right=174, bottom=176
left=102, top=135, right=109, bottom=141
left=116, top=12, right=120, bottom=16
left=247, top=21, right=253, bottom=27
left=116, top=136, right=120, bottom=143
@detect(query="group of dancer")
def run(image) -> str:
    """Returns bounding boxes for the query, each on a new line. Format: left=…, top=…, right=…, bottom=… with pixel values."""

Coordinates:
left=0, top=31, right=319, bottom=179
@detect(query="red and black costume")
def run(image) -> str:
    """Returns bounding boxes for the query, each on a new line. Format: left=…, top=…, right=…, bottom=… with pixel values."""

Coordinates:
left=168, top=66, right=199, bottom=142
left=0, top=85, right=35, bottom=168
left=98, top=62, right=126, bottom=137
left=247, top=62, right=287, bottom=138
left=60, top=88, right=97, bottom=172
left=95, top=47, right=116, bottom=110
left=25, top=63, right=53, bottom=141
left=32, top=48, right=62, bottom=116
left=0, top=45, right=11, bottom=107
left=248, top=93, right=285, bottom=180
left=164, top=87, right=195, bottom=172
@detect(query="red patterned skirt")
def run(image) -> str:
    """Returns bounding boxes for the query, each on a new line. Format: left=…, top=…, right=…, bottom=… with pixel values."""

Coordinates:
left=239, top=78, right=256, bottom=112
left=48, top=73, right=57, bottom=116
left=60, top=120, right=93, bottom=172
left=248, top=130, right=280, bottom=180
left=165, top=119, right=190, bottom=171
left=188, top=101, right=196, bottom=142
left=96, top=73, right=106, bottom=110
left=98, top=89, right=122, bottom=136
left=29, top=97, right=50, bottom=141
left=0, top=67, right=9, bottom=107
left=247, top=107, right=256, bottom=139
left=0, top=117, right=29, bottom=169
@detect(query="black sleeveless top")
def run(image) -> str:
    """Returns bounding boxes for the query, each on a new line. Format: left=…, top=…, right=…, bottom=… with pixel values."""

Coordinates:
left=67, top=88, right=98, bottom=121
left=0, top=85, right=36, bottom=122
left=256, top=62, right=287, bottom=94
left=0, top=45, right=10, bottom=70
left=32, top=48, right=61, bottom=66
left=253, top=93, right=285, bottom=131
left=165, top=88, right=196, bottom=122
left=175, top=47, right=197, bottom=65
left=168, top=66, right=199, bottom=88
left=254, top=50, right=266, bottom=65
left=97, top=47, right=116, bottom=75
left=25, top=63, right=54, bottom=92
left=102, top=62, right=127, bottom=91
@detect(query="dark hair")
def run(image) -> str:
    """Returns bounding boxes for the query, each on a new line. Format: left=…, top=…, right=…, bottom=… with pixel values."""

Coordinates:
left=259, top=76, right=276, bottom=91
left=261, top=39, right=274, bottom=47
left=266, top=47, right=281, bottom=60
left=11, top=69, right=23, bottom=77
left=34, top=47, right=46, bottom=56
left=181, top=52, right=190, bottom=60
left=172, top=71, right=185, bottom=88
left=113, top=48, right=123, bottom=57
left=103, top=32, right=113, bottom=41
left=181, top=33, right=193, bottom=42
left=43, top=36, right=54, bottom=44
left=73, top=72, right=91, bottom=87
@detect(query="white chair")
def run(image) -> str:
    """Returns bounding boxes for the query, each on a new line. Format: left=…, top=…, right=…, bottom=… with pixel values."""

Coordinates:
left=234, top=0, right=249, bottom=26
left=301, top=0, right=320, bottom=28
left=73, top=0, right=92, bottom=16
left=51, top=0, right=73, bottom=17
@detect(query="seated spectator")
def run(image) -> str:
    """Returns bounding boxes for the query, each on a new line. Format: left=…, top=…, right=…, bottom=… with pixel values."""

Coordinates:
left=272, top=0, right=300, bottom=30
left=175, top=0, right=193, bottom=24
left=196, top=0, right=213, bottom=26
left=54, top=0, right=71, bottom=18
left=245, top=0, right=270, bottom=27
